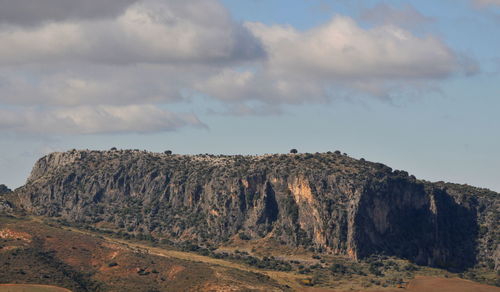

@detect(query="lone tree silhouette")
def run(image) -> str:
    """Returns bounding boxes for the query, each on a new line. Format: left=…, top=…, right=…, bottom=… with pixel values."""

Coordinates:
left=290, top=149, right=298, bottom=154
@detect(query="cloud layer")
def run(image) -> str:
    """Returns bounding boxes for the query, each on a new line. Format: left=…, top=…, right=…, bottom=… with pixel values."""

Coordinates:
left=0, top=0, right=264, bottom=65
left=0, top=105, right=204, bottom=134
left=199, top=17, right=475, bottom=103
left=0, top=0, right=139, bottom=26
left=0, top=0, right=478, bottom=135
left=0, top=0, right=260, bottom=134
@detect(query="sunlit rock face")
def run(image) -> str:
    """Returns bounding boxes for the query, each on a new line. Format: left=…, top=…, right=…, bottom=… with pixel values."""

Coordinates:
left=14, top=150, right=499, bottom=271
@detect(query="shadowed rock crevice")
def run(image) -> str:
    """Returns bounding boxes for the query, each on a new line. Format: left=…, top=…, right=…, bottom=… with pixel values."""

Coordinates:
left=354, top=181, right=478, bottom=271
left=256, top=182, right=279, bottom=226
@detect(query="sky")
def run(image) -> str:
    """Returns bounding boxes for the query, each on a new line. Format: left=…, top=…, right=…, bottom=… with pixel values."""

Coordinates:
left=0, top=0, right=499, bottom=192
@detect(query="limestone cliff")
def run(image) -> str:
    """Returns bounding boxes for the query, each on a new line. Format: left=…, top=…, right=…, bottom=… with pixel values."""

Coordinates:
left=13, top=150, right=499, bottom=271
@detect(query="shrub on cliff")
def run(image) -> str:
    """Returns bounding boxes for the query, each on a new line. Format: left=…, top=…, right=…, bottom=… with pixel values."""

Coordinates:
left=0, top=184, right=11, bottom=195
left=330, top=263, right=347, bottom=274
left=238, top=232, right=251, bottom=240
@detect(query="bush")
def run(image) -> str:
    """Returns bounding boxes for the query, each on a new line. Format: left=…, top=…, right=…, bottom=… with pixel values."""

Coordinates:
left=290, top=149, right=298, bottom=154
left=330, top=263, right=347, bottom=275
left=0, top=184, right=11, bottom=195
left=238, top=232, right=251, bottom=240
left=404, top=263, right=418, bottom=271
left=369, top=264, right=383, bottom=276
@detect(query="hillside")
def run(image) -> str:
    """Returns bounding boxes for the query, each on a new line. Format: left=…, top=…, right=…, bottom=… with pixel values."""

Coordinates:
left=0, top=215, right=284, bottom=291
left=8, top=150, right=499, bottom=276
left=2, top=215, right=500, bottom=291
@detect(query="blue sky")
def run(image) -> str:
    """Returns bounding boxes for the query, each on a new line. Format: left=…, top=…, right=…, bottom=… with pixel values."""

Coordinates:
left=0, top=0, right=499, bottom=192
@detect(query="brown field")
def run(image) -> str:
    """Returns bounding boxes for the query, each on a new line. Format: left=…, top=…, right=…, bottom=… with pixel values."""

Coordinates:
left=0, top=284, right=71, bottom=292
left=0, top=216, right=285, bottom=291
left=304, top=276, right=500, bottom=292
left=1, top=215, right=499, bottom=292
left=406, top=276, right=500, bottom=292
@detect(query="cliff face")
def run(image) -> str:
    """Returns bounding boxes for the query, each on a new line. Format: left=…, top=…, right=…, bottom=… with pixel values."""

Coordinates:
left=14, top=150, right=499, bottom=271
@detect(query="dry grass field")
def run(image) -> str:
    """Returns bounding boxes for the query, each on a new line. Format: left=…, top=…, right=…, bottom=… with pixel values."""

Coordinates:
left=303, top=276, right=500, bottom=292
left=0, top=216, right=284, bottom=291
left=0, top=284, right=71, bottom=292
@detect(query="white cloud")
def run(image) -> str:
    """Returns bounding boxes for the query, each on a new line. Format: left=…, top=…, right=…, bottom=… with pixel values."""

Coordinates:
left=0, top=105, right=205, bottom=134
left=0, top=0, right=265, bottom=134
left=248, top=17, right=462, bottom=80
left=0, top=0, right=264, bottom=65
left=197, top=16, right=477, bottom=103
left=0, top=0, right=480, bottom=131
left=0, top=0, right=138, bottom=26
left=197, top=68, right=330, bottom=104
left=0, top=65, right=196, bottom=106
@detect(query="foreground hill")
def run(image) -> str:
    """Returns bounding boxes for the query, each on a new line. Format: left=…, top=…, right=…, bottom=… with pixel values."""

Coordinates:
left=0, top=216, right=284, bottom=291
left=2, top=215, right=499, bottom=291
left=9, top=150, right=499, bottom=275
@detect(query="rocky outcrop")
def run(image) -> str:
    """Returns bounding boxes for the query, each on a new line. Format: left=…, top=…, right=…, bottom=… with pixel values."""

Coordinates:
left=0, top=184, right=11, bottom=195
left=0, top=198, right=12, bottom=213
left=14, top=150, right=499, bottom=271
left=0, top=184, right=13, bottom=213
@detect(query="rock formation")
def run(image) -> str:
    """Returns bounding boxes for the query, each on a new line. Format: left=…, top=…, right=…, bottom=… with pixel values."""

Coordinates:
left=0, top=184, right=11, bottom=195
left=12, top=150, right=499, bottom=272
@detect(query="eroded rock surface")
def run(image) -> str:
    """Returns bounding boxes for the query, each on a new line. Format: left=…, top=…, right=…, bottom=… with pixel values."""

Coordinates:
left=13, top=150, right=499, bottom=271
